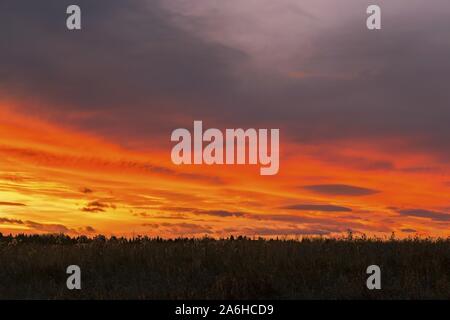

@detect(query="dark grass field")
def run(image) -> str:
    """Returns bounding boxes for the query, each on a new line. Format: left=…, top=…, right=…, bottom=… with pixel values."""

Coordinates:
left=0, top=233, right=449, bottom=299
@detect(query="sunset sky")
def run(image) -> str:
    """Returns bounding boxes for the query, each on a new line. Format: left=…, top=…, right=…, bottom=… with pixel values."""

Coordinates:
left=0, top=0, right=449, bottom=238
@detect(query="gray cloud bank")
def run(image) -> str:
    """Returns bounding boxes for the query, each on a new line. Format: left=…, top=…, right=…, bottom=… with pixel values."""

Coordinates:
left=1, top=0, right=450, bottom=157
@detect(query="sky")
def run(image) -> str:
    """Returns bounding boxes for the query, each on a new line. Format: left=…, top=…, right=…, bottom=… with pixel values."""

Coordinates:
left=0, top=0, right=449, bottom=238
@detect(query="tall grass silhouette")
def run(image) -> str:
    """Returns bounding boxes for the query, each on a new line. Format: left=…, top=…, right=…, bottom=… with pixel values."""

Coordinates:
left=0, top=233, right=449, bottom=299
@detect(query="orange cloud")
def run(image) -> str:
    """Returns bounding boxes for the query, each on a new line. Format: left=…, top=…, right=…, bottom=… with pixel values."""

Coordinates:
left=0, top=102, right=449, bottom=238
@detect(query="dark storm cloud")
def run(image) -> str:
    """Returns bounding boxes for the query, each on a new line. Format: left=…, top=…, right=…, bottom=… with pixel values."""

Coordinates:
left=302, top=184, right=379, bottom=196
left=1, top=0, right=450, bottom=158
left=0, top=0, right=246, bottom=140
left=397, top=209, right=450, bottom=222
left=282, top=204, right=352, bottom=212
left=0, top=0, right=243, bottom=106
left=192, top=1, right=450, bottom=158
left=269, top=4, right=450, bottom=156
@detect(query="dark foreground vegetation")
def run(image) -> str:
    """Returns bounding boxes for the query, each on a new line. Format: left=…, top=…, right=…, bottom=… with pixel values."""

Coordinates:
left=0, top=233, right=449, bottom=299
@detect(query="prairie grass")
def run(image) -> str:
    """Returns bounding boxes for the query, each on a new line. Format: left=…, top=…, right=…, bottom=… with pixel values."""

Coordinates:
left=0, top=233, right=449, bottom=299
